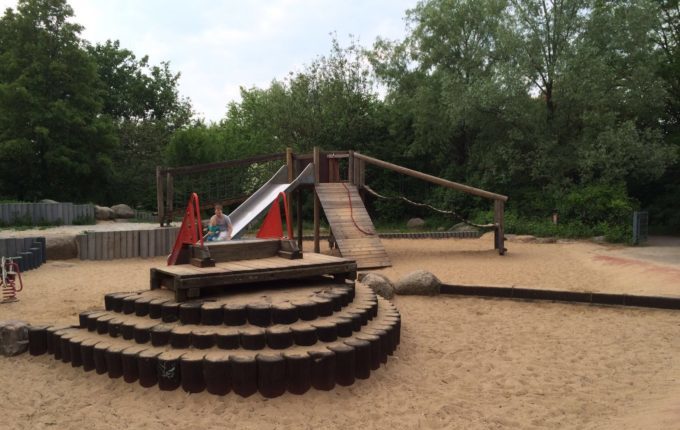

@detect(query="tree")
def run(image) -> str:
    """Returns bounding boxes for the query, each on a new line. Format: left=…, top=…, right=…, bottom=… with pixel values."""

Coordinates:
left=87, top=40, right=193, bottom=208
left=0, top=0, right=117, bottom=202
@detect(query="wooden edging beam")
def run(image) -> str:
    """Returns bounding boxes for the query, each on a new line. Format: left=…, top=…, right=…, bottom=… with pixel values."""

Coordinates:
left=440, top=284, right=680, bottom=311
left=352, top=152, right=507, bottom=202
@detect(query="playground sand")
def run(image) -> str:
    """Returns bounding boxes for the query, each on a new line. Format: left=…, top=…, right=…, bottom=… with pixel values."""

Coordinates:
left=1, top=234, right=680, bottom=429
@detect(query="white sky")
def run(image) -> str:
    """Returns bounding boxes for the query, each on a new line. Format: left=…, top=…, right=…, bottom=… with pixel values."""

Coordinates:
left=0, top=0, right=416, bottom=122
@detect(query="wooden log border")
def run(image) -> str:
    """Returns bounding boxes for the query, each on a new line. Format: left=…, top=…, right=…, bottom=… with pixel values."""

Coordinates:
left=440, top=284, right=680, bottom=311
left=75, top=227, right=180, bottom=260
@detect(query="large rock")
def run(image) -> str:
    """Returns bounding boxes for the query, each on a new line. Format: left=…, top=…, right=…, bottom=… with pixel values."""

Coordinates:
left=95, top=205, right=114, bottom=220
left=39, top=199, right=58, bottom=203
left=360, top=273, right=395, bottom=300
left=46, top=235, right=78, bottom=260
left=406, top=218, right=426, bottom=229
left=0, top=320, right=29, bottom=356
left=449, top=222, right=479, bottom=233
left=111, top=204, right=135, bottom=219
left=395, top=270, right=441, bottom=296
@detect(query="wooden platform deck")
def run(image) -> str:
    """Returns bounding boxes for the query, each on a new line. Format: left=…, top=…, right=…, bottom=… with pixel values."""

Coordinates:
left=316, top=183, right=391, bottom=269
left=151, top=252, right=357, bottom=301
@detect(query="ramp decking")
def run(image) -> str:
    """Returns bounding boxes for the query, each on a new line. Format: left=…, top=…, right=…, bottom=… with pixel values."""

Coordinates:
left=316, top=183, right=391, bottom=269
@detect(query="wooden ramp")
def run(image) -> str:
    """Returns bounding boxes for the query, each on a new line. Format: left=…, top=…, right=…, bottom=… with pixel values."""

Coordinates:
left=316, top=183, right=391, bottom=269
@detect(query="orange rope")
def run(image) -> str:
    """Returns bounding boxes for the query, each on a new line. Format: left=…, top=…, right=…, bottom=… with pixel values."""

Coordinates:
left=341, top=182, right=375, bottom=236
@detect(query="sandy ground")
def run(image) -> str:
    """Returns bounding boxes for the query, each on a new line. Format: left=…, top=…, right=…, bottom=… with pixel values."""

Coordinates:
left=1, top=234, right=679, bottom=429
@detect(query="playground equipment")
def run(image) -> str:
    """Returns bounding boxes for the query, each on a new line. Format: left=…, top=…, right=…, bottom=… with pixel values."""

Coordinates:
left=156, top=147, right=508, bottom=269
left=1, top=257, right=23, bottom=303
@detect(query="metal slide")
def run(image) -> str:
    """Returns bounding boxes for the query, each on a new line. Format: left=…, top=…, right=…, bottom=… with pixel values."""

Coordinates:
left=228, top=163, right=314, bottom=238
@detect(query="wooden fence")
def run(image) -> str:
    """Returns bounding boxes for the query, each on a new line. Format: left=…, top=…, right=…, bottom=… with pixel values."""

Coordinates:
left=0, top=237, right=46, bottom=272
left=76, top=227, right=179, bottom=260
left=0, top=203, right=94, bottom=225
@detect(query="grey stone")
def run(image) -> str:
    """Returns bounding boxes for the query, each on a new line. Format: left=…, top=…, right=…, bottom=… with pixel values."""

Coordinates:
left=94, top=205, right=114, bottom=220
left=535, top=237, right=557, bottom=244
left=591, top=236, right=607, bottom=243
left=46, top=235, right=78, bottom=260
left=395, top=270, right=441, bottom=296
left=0, top=320, right=29, bottom=356
left=361, top=273, right=395, bottom=300
left=406, top=218, right=426, bottom=229
left=449, top=222, right=479, bottom=233
left=39, top=199, right=58, bottom=204
left=509, top=235, right=537, bottom=243
left=111, top=204, right=135, bottom=219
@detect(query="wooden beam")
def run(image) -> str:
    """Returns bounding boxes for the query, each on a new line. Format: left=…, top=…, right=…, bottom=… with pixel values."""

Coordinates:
left=348, top=150, right=354, bottom=185
left=296, top=189, right=303, bottom=251
left=353, top=152, right=508, bottom=202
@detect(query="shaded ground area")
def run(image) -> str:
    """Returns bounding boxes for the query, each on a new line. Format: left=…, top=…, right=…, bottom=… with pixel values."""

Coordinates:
left=1, top=235, right=679, bottom=429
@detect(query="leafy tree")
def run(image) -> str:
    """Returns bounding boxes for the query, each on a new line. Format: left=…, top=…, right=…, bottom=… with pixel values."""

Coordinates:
left=0, top=0, right=117, bottom=202
left=88, top=40, right=193, bottom=208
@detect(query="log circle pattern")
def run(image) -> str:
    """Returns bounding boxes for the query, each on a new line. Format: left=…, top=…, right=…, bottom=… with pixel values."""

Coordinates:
left=29, top=281, right=400, bottom=397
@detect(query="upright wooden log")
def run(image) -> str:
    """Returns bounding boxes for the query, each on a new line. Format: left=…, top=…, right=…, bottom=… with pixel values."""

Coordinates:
left=329, top=344, right=355, bottom=386
left=257, top=353, right=287, bottom=398
left=156, top=166, right=164, bottom=226
left=230, top=355, right=258, bottom=397
left=204, top=352, right=231, bottom=395
left=106, top=344, right=125, bottom=378
left=157, top=351, right=183, bottom=391
left=181, top=352, right=206, bottom=393
left=313, top=146, right=321, bottom=253
left=284, top=352, right=312, bottom=395
left=138, top=349, right=161, bottom=388
left=28, top=325, right=48, bottom=356
left=310, top=350, right=335, bottom=391
left=494, top=199, right=506, bottom=255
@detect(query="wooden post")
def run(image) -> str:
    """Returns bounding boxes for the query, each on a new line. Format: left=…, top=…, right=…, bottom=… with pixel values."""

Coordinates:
left=166, top=172, right=174, bottom=224
left=348, top=150, right=354, bottom=184
left=296, top=189, right=303, bottom=251
left=313, top=147, right=321, bottom=254
left=286, top=147, right=294, bottom=239
left=494, top=199, right=506, bottom=255
left=156, top=166, right=164, bottom=226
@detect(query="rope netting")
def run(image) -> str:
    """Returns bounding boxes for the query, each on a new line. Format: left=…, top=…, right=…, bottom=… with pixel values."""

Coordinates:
left=170, top=160, right=285, bottom=217
left=362, top=165, right=496, bottom=230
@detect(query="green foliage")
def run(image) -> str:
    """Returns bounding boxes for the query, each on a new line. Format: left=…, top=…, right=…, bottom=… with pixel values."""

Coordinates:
left=0, top=0, right=117, bottom=202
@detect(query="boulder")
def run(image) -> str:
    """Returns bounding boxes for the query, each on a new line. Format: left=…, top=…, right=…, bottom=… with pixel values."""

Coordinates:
left=395, top=270, right=441, bottom=296
left=535, top=237, right=557, bottom=244
left=39, top=199, right=58, bottom=204
left=406, top=218, right=426, bottom=229
left=591, top=236, right=607, bottom=243
left=360, top=273, right=395, bottom=300
left=111, top=204, right=135, bottom=219
left=0, top=320, right=29, bottom=356
left=95, top=205, right=115, bottom=220
left=449, top=222, right=480, bottom=233
left=46, top=235, right=78, bottom=260
left=509, top=235, right=536, bottom=243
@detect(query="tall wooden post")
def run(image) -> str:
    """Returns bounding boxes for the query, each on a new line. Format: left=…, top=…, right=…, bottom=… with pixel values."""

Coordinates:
left=286, top=147, right=294, bottom=239
left=156, top=166, right=164, bottom=226
left=296, top=189, right=303, bottom=251
left=348, top=150, right=354, bottom=185
left=494, top=199, right=506, bottom=255
left=313, top=147, right=321, bottom=253
left=166, top=172, right=174, bottom=224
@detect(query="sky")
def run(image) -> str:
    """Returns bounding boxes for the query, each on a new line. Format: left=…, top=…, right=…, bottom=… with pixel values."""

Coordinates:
left=0, top=0, right=417, bottom=122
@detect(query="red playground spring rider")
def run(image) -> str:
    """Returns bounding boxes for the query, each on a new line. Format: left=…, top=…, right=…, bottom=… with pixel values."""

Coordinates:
left=1, top=257, right=23, bottom=303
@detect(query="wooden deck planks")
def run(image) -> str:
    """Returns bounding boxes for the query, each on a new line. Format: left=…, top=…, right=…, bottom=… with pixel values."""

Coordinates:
left=151, top=251, right=357, bottom=301
left=316, top=183, right=390, bottom=269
